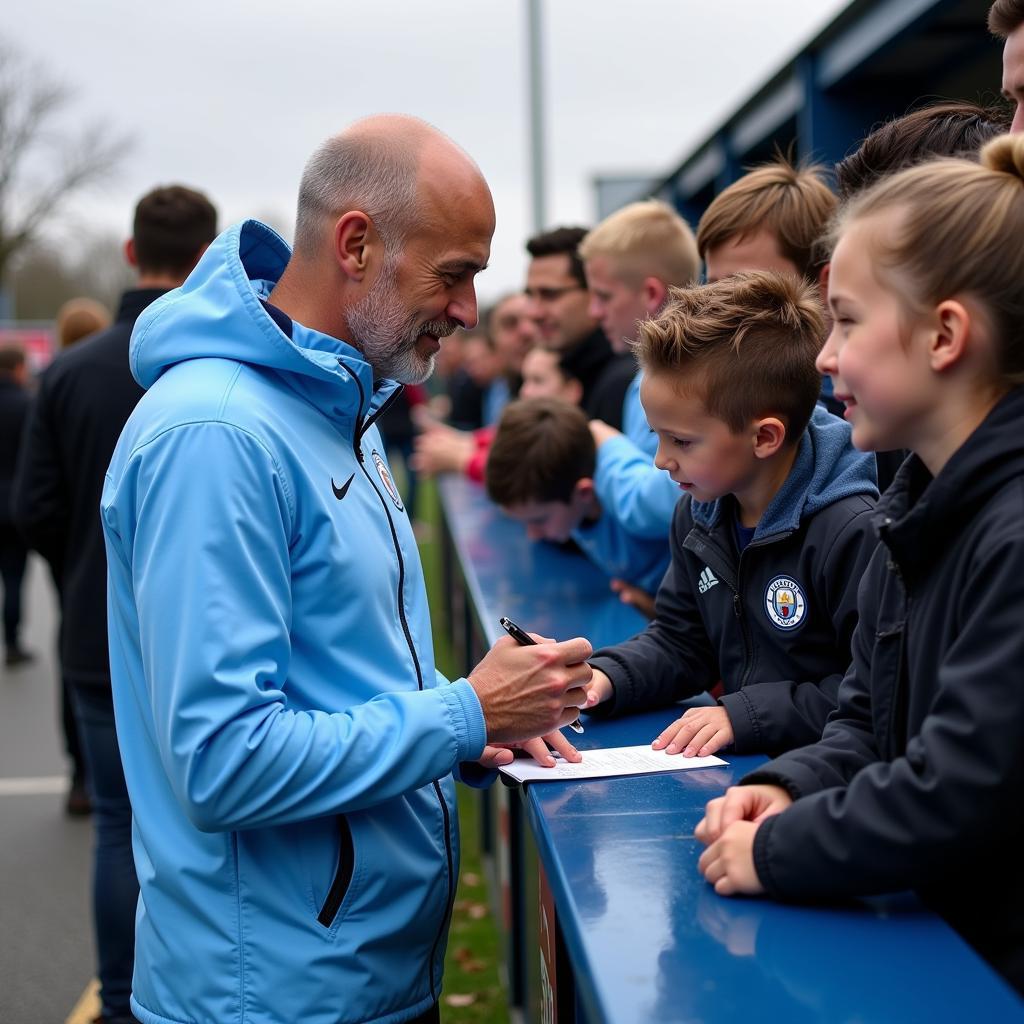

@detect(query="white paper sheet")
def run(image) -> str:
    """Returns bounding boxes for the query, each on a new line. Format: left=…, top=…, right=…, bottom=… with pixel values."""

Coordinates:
left=497, top=744, right=728, bottom=784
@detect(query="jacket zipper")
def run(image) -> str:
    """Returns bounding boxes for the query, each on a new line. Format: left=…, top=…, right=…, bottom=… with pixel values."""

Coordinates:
left=347, top=368, right=454, bottom=1002
left=882, top=553, right=911, bottom=752
left=317, top=815, right=355, bottom=927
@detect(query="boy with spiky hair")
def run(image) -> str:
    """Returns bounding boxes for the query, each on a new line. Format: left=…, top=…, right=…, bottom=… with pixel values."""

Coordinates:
left=584, top=271, right=877, bottom=757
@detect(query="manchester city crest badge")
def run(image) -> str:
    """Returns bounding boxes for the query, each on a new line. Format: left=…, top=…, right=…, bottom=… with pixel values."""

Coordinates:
left=764, top=575, right=806, bottom=630
left=371, top=450, right=404, bottom=511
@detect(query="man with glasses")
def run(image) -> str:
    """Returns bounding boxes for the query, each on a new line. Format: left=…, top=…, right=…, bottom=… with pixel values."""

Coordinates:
left=524, top=226, right=634, bottom=428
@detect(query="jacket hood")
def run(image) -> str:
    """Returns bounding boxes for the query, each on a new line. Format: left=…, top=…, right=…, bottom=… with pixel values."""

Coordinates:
left=692, top=404, right=878, bottom=538
left=129, top=220, right=397, bottom=428
left=878, top=386, right=1024, bottom=575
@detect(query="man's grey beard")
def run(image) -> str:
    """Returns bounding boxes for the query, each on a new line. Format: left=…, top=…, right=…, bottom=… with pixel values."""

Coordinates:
left=347, top=255, right=459, bottom=385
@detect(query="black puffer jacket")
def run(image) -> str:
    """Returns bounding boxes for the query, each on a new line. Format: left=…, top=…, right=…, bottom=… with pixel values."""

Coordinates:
left=746, top=386, right=1024, bottom=996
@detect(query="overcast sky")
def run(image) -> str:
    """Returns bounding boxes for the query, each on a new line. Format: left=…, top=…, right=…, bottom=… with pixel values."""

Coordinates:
left=7, top=0, right=850, bottom=304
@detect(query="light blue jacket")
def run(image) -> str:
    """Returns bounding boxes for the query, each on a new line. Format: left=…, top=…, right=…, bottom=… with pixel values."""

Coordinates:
left=571, top=508, right=670, bottom=595
left=101, top=221, right=487, bottom=1024
left=592, top=431, right=681, bottom=540
left=621, top=369, right=658, bottom=458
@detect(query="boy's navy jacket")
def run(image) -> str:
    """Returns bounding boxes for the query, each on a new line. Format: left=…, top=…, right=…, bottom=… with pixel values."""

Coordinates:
left=744, top=387, right=1024, bottom=996
left=101, top=221, right=488, bottom=1024
left=587, top=406, right=878, bottom=754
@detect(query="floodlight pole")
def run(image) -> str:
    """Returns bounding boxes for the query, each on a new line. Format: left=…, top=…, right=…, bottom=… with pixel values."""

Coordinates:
left=526, top=0, right=547, bottom=232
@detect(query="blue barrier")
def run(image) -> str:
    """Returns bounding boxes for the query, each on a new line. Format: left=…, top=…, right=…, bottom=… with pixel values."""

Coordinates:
left=437, top=474, right=1024, bottom=1023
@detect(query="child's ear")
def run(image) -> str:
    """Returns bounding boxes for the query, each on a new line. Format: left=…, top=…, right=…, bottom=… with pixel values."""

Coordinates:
left=574, top=477, right=596, bottom=503
left=817, top=262, right=831, bottom=308
left=929, top=299, right=971, bottom=373
left=751, top=417, right=787, bottom=460
left=643, top=276, right=669, bottom=314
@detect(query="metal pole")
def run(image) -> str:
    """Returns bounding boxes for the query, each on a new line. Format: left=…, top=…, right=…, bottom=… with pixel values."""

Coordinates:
left=526, top=0, right=547, bottom=233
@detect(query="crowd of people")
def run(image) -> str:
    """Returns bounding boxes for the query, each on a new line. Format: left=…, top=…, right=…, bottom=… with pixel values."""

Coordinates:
left=0, top=1, right=1022, bottom=1021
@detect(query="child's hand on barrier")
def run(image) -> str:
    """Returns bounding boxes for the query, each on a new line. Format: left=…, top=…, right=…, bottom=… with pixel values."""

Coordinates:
left=697, top=821, right=765, bottom=897
left=695, top=785, right=793, bottom=846
left=653, top=705, right=734, bottom=757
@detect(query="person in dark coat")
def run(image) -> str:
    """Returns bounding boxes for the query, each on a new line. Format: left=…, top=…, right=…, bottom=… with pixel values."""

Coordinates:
left=695, top=134, right=1024, bottom=997
left=12, top=184, right=217, bottom=1024
left=524, top=226, right=633, bottom=428
left=0, top=343, right=33, bottom=667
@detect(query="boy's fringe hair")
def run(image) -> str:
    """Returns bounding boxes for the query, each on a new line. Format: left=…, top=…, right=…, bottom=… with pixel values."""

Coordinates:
left=635, top=270, right=826, bottom=443
left=578, top=200, right=700, bottom=287
left=837, top=133, right=1024, bottom=387
left=696, top=158, right=837, bottom=280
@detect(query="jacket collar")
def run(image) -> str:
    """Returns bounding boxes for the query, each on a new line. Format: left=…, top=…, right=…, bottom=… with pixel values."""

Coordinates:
left=691, top=404, right=878, bottom=541
left=876, top=387, right=1024, bottom=574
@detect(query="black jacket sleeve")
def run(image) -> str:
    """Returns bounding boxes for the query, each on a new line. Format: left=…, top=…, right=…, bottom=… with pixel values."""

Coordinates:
left=586, top=356, right=635, bottom=431
left=11, top=374, right=68, bottom=576
left=719, top=500, right=877, bottom=753
left=587, top=501, right=718, bottom=716
left=746, top=531, right=1024, bottom=900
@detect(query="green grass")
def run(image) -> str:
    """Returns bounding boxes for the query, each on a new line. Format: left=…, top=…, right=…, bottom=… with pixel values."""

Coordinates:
left=415, top=477, right=510, bottom=1023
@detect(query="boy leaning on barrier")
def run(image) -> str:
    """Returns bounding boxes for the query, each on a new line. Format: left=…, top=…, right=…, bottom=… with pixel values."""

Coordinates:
left=583, top=270, right=878, bottom=757
left=486, top=397, right=671, bottom=608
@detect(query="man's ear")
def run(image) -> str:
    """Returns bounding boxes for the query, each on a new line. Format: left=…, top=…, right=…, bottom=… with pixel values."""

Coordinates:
left=751, top=416, right=787, bottom=460
left=124, top=238, right=138, bottom=269
left=643, top=276, right=669, bottom=314
left=930, top=298, right=971, bottom=374
left=334, top=211, right=375, bottom=282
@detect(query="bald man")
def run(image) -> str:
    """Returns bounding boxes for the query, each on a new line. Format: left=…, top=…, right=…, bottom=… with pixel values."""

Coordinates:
left=100, top=117, right=591, bottom=1024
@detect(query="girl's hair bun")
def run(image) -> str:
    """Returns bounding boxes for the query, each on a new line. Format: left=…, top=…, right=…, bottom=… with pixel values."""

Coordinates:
left=981, top=133, right=1024, bottom=183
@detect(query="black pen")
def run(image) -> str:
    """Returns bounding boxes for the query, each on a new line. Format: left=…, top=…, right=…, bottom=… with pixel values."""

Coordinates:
left=499, top=616, right=585, bottom=734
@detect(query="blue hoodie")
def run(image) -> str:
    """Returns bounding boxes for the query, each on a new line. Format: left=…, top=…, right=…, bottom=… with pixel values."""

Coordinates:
left=101, top=221, right=487, bottom=1024
left=571, top=506, right=670, bottom=595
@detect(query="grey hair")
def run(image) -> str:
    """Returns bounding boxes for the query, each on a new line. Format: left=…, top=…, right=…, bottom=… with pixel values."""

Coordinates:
left=293, top=130, right=421, bottom=258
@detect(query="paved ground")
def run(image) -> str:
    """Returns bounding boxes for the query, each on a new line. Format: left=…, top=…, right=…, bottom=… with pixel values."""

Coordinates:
left=1, top=556, right=98, bottom=1023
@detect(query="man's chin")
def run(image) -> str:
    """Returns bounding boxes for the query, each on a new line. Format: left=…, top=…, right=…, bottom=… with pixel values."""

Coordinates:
left=391, top=353, right=436, bottom=386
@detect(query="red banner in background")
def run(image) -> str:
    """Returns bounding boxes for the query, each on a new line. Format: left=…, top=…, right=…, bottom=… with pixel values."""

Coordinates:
left=0, top=323, right=56, bottom=374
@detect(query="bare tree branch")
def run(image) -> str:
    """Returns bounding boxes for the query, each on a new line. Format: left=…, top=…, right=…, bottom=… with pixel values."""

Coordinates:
left=0, top=36, right=133, bottom=288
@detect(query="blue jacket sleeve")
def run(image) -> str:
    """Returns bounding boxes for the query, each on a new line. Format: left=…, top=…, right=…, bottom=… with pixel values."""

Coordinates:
left=104, top=422, right=487, bottom=832
left=592, top=434, right=680, bottom=540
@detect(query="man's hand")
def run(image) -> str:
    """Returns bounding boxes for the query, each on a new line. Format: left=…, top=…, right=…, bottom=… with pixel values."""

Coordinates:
left=588, top=419, right=622, bottom=448
left=468, top=634, right=592, bottom=743
left=610, top=578, right=656, bottom=619
left=498, top=730, right=582, bottom=768
left=583, top=668, right=614, bottom=709
left=409, top=426, right=475, bottom=477
left=653, top=705, right=734, bottom=758
left=697, top=821, right=765, bottom=896
left=695, top=785, right=793, bottom=846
